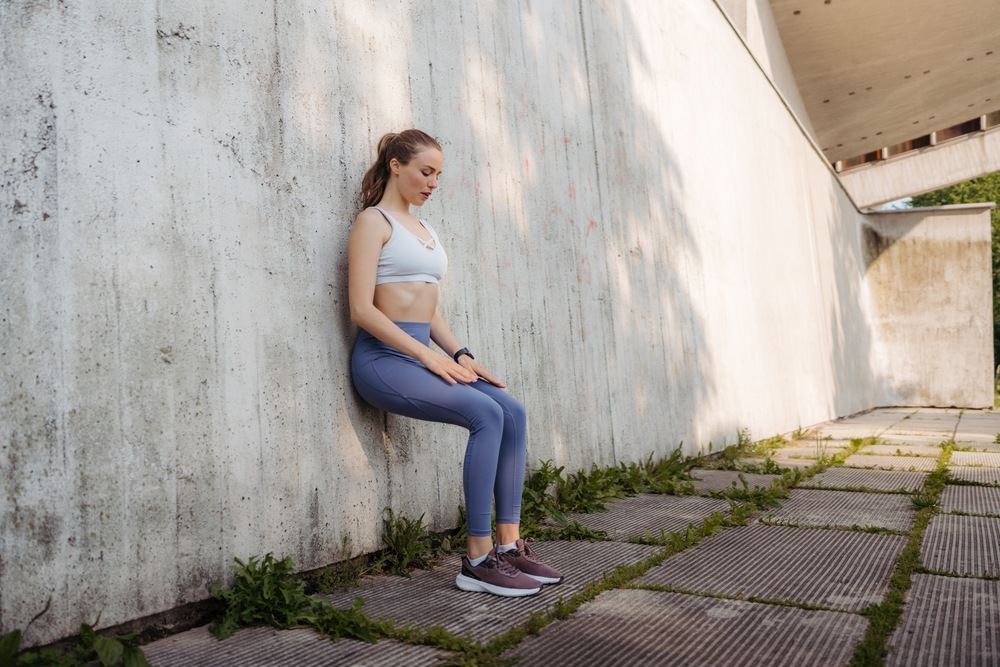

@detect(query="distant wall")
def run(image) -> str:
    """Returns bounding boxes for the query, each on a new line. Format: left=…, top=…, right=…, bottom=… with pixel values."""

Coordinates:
left=864, top=205, right=995, bottom=407
left=1, top=0, right=985, bottom=646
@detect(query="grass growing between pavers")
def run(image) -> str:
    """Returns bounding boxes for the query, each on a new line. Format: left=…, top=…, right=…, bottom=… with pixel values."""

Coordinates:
left=756, top=519, right=910, bottom=536
left=848, top=450, right=951, bottom=667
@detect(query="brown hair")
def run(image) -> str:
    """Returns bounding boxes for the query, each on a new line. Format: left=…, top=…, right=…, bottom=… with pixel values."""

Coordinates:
left=359, top=129, right=442, bottom=211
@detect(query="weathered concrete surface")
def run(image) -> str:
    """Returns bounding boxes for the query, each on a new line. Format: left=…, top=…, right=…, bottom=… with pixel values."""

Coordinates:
left=562, top=494, right=731, bottom=542
left=862, top=206, right=994, bottom=408
left=922, top=515, right=1000, bottom=577
left=688, top=469, right=781, bottom=493
left=143, top=627, right=445, bottom=667
left=799, top=468, right=927, bottom=493
left=639, top=525, right=906, bottom=611
left=762, top=489, right=916, bottom=531
left=1, top=0, right=991, bottom=646
left=508, top=589, right=867, bottom=667
left=887, top=575, right=1000, bottom=667
left=842, top=455, right=940, bottom=472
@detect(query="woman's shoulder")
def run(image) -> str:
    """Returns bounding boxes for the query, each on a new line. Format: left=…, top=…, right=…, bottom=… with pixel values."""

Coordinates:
left=351, top=207, right=393, bottom=241
left=355, top=206, right=393, bottom=227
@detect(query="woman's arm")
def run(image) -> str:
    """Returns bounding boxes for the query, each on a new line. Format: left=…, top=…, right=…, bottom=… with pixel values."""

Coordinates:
left=348, top=210, right=476, bottom=385
left=430, top=307, right=506, bottom=388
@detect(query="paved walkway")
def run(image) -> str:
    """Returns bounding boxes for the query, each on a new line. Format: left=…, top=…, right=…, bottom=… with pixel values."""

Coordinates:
left=142, top=408, right=1000, bottom=666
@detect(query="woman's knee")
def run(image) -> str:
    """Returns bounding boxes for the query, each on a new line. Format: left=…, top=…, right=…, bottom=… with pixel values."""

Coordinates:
left=468, top=397, right=505, bottom=434
left=504, top=396, right=527, bottom=428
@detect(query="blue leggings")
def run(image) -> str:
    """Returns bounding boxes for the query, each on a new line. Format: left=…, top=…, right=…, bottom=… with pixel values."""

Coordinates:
left=351, top=322, right=527, bottom=537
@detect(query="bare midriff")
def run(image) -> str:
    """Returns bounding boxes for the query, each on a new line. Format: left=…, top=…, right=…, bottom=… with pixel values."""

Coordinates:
left=372, top=282, right=439, bottom=323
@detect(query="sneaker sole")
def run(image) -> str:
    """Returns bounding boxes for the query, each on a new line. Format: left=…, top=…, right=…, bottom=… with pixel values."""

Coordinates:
left=522, top=573, right=564, bottom=585
left=455, top=574, right=541, bottom=597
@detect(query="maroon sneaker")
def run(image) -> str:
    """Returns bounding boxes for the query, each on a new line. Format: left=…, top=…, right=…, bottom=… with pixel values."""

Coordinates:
left=497, top=539, right=564, bottom=585
left=455, top=548, right=542, bottom=597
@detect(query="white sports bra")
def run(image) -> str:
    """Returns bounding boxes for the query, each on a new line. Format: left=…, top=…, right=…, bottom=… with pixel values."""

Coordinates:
left=372, top=207, right=448, bottom=285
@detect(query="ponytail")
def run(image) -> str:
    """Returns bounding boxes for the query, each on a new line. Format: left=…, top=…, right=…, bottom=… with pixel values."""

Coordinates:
left=359, top=129, right=441, bottom=211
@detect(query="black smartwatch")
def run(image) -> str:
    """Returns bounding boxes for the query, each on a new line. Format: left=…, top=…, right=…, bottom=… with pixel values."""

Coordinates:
left=453, top=347, right=474, bottom=362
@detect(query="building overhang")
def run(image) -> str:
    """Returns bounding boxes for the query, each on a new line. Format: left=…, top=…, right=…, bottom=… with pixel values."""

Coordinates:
left=838, top=126, right=1000, bottom=209
left=769, top=0, right=1000, bottom=171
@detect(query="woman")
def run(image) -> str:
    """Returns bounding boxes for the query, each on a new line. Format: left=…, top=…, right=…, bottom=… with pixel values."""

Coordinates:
left=348, top=129, right=563, bottom=598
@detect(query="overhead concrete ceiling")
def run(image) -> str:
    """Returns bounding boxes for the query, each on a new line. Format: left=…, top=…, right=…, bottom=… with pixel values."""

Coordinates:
left=769, top=0, right=1000, bottom=163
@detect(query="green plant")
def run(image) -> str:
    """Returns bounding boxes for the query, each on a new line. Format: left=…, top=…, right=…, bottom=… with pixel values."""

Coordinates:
left=557, top=464, right=629, bottom=513
left=530, top=520, right=608, bottom=542
left=737, top=457, right=784, bottom=475
left=374, top=509, right=445, bottom=575
left=520, top=460, right=569, bottom=532
left=1, top=602, right=151, bottom=667
left=709, top=475, right=787, bottom=509
left=211, top=554, right=389, bottom=643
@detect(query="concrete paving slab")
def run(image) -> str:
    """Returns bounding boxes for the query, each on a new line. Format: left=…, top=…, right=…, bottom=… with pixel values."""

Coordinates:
left=954, top=421, right=1000, bottom=434
left=911, top=407, right=965, bottom=416
left=639, top=525, right=906, bottom=611
left=954, top=411, right=1000, bottom=429
left=142, top=626, right=446, bottom=667
left=948, top=466, right=1000, bottom=486
left=952, top=425, right=1000, bottom=439
left=856, top=444, right=941, bottom=457
left=688, top=469, right=780, bottom=493
left=814, top=425, right=883, bottom=439
left=886, top=574, right=1000, bottom=667
left=506, top=589, right=867, bottom=667
left=320, top=541, right=660, bottom=643
left=763, top=489, right=915, bottom=531
left=739, top=456, right=813, bottom=470
left=831, top=408, right=913, bottom=425
left=842, top=454, right=939, bottom=472
left=940, top=486, right=1000, bottom=516
left=799, top=468, right=927, bottom=492
left=953, top=430, right=1000, bottom=449
left=950, top=451, right=1000, bottom=467
left=953, top=440, right=1000, bottom=451
left=889, top=411, right=960, bottom=423
left=562, top=494, right=731, bottom=541
left=876, top=433, right=955, bottom=446
left=881, top=428, right=954, bottom=439
left=772, top=445, right=849, bottom=459
left=922, top=515, right=1000, bottom=577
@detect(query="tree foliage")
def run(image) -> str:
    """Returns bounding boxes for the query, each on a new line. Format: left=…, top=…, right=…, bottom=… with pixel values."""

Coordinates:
left=908, top=172, right=1000, bottom=366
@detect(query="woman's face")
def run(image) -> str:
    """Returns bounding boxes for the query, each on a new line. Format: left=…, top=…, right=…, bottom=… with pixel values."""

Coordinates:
left=391, top=146, right=443, bottom=207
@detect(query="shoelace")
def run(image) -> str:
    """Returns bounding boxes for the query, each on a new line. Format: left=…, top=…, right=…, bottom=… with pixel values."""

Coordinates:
left=508, top=540, right=539, bottom=563
left=486, top=551, right=524, bottom=577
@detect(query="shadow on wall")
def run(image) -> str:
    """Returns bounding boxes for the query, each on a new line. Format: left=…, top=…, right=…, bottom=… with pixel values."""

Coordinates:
left=391, top=2, right=713, bottom=467
left=332, top=0, right=716, bottom=542
left=822, top=187, right=884, bottom=418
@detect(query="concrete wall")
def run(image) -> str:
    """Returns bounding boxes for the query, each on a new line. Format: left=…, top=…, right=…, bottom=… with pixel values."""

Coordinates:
left=0, top=0, right=984, bottom=646
left=863, top=205, right=995, bottom=408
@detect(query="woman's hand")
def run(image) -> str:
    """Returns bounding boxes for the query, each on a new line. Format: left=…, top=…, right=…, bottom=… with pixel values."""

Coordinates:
left=459, top=356, right=506, bottom=388
left=421, top=351, right=479, bottom=385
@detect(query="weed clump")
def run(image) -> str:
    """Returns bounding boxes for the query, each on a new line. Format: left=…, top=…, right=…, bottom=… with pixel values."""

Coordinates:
left=0, top=601, right=151, bottom=667
left=211, top=553, right=389, bottom=643
left=519, top=450, right=697, bottom=539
